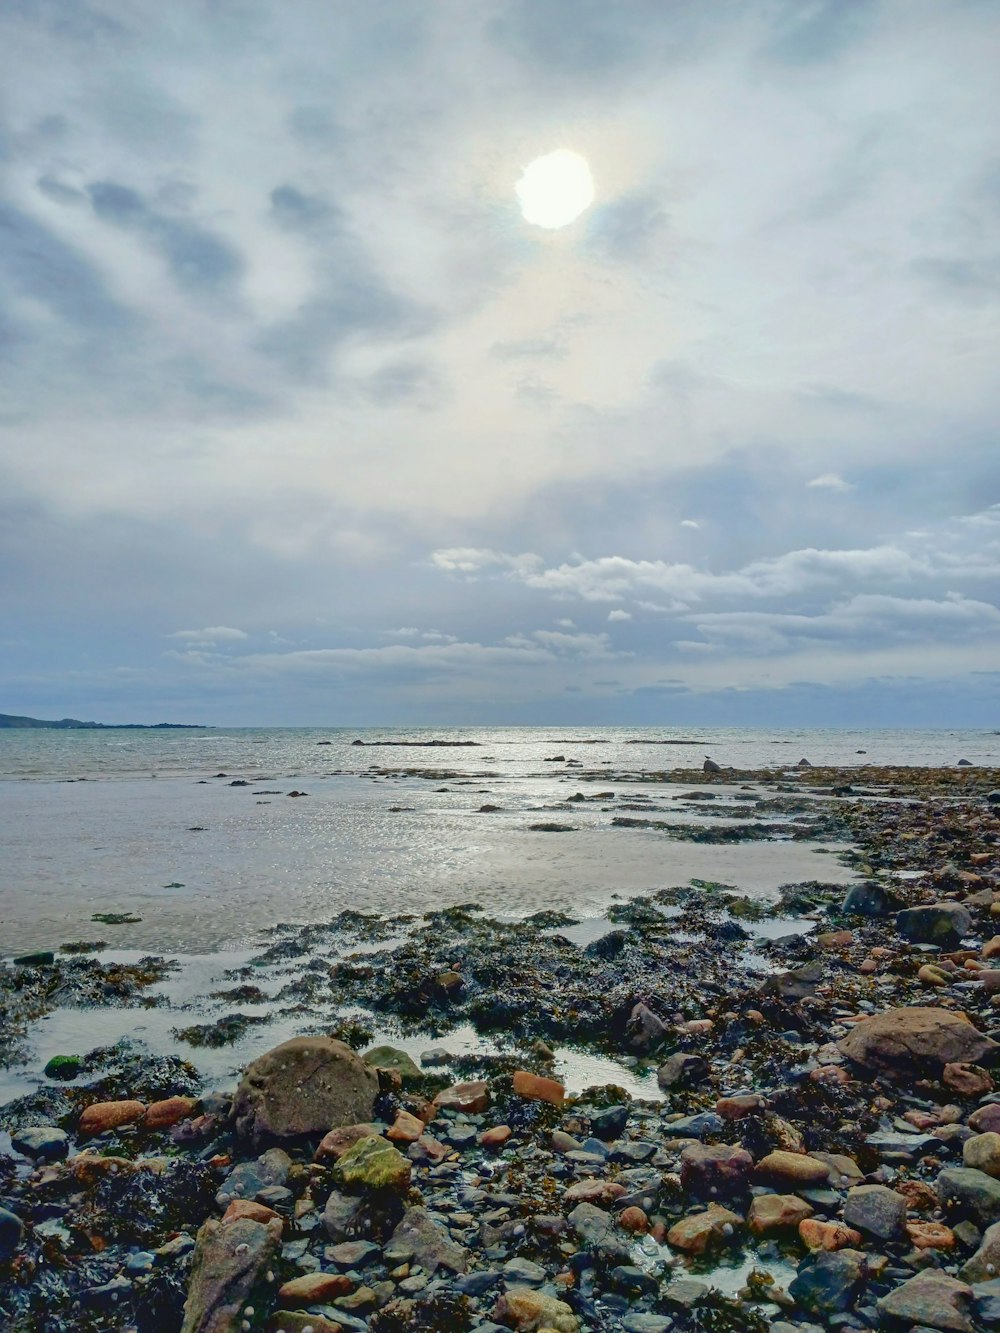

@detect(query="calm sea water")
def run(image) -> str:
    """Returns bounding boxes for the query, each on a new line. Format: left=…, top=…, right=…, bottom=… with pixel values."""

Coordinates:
left=0, top=726, right=994, bottom=955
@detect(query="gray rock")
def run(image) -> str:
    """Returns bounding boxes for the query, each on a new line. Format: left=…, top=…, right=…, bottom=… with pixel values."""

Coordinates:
left=665, top=1112, right=724, bottom=1139
left=179, top=1215, right=283, bottom=1333
left=788, top=1249, right=868, bottom=1316
left=567, top=1201, right=632, bottom=1262
left=0, top=1206, right=24, bottom=1260
left=232, top=1036, right=379, bottom=1145
left=838, top=1007, right=999, bottom=1075
left=503, top=1257, right=546, bottom=1285
left=456, top=1270, right=502, bottom=1296
left=216, top=1147, right=291, bottom=1208
left=626, top=1002, right=669, bottom=1052
left=843, top=1184, right=907, bottom=1241
left=961, top=1221, right=1000, bottom=1282
left=897, top=903, right=972, bottom=946
left=661, top=1278, right=709, bottom=1310
left=842, top=881, right=901, bottom=917
left=322, top=1188, right=365, bottom=1241
left=877, top=1270, right=973, bottom=1332
left=622, top=1317, right=674, bottom=1333
left=938, top=1168, right=1000, bottom=1228
left=972, top=1278, right=1000, bottom=1327
left=11, top=1126, right=70, bottom=1161
left=326, top=1239, right=380, bottom=1267
left=383, top=1206, right=468, bottom=1274
left=657, top=1052, right=709, bottom=1089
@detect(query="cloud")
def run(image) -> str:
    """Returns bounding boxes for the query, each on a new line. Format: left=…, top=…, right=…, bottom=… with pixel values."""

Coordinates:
left=169, top=625, right=248, bottom=643
left=608, top=608, right=632, bottom=621
left=807, top=472, right=853, bottom=492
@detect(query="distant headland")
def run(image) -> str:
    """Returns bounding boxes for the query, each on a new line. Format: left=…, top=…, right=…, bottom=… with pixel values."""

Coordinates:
left=0, top=713, right=206, bottom=730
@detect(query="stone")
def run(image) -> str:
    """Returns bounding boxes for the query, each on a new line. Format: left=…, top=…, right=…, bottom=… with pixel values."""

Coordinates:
left=966, top=1133, right=1000, bottom=1178
left=666, top=1204, right=742, bottom=1256
left=511, top=1071, right=564, bottom=1105
left=961, top=1221, right=1000, bottom=1282
left=907, top=1221, right=956, bottom=1250
left=788, top=1248, right=868, bottom=1316
left=843, top=1184, right=908, bottom=1241
left=970, top=1105, right=1000, bottom=1135
left=754, top=1151, right=830, bottom=1189
left=333, top=1136, right=410, bottom=1193
left=221, top=1199, right=282, bottom=1227
left=480, top=1125, right=512, bottom=1149
left=433, top=1080, right=490, bottom=1114
left=233, top=1037, right=379, bottom=1145
left=897, top=903, right=973, bottom=946
left=144, top=1096, right=198, bottom=1129
left=938, top=1168, right=1000, bottom=1226
left=619, top=1206, right=649, bottom=1234
left=665, top=1112, right=723, bottom=1139
left=383, top=1206, right=468, bottom=1274
left=837, top=1007, right=999, bottom=1075
left=322, top=1189, right=365, bottom=1242
left=179, top=1215, right=283, bottom=1333
left=315, top=1123, right=381, bottom=1161
left=278, top=1272, right=353, bottom=1306
left=78, top=1099, right=146, bottom=1137
left=877, top=1270, right=973, bottom=1332
left=492, top=1288, right=579, bottom=1332
left=216, top=1148, right=291, bottom=1208
left=842, top=881, right=901, bottom=917
left=386, top=1110, right=424, bottom=1143
left=716, top=1094, right=764, bottom=1119
left=0, top=1206, right=24, bottom=1260
left=590, top=1104, right=629, bottom=1140
left=946, top=1064, right=995, bottom=1097
left=799, top=1218, right=863, bottom=1251
left=563, top=1178, right=627, bottom=1207
left=657, top=1052, right=708, bottom=1089
left=504, top=1257, right=546, bottom=1286
left=626, top=1002, right=669, bottom=1051
left=11, top=1126, right=69, bottom=1161
left=362, top=1045, right=422, bottom=1083
left=270, top=1315, right=343, bottom=1333
left=809, top=1151, right=864, bottom=1188
left=679, top=1143, right=753, bottom=1198
left=748, top=1194, right=813, bottom=1234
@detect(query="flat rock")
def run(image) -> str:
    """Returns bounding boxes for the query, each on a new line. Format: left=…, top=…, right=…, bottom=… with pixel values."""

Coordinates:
left=877, top=1269, right=973, bottom=1332
left=332, top=1135, right=411, bottom=1193
left=838, top=1008, right=999, bottom=1075
left=232, top=1037, right=379, bottom=1145
left=938, top=1167, right=1000, bottom=1227
left=748, top=1193, right=813, bottom=1234
left=383, top=1205, right=468, bottom=1274
left=755, top=1150, right=830, bottom=1188
left=492, top=1288, right=579, bottom=1332
left=843, top=1184, right=908, bottom=1241
left=666, top=1204, right=742, bottom=1256
left=897, top=903, right=972, bottom=946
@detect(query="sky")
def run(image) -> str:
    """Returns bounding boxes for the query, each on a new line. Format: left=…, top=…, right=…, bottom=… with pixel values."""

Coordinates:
left=1, top=0, right=999, bottom=727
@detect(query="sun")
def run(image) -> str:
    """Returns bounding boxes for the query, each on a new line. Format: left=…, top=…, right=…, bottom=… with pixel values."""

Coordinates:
left=516, top=150, right=594, bottom=229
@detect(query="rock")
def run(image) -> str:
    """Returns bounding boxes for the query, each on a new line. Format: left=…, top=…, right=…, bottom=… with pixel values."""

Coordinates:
left=13, top=950, right=55, bottom=966
left=842, top=881, right=901, bottom=917
left=755, top=1151, right=831, bottom=1189
left=216, top=1148, right=291, bottom=1208
left=144, top=1096, right=198, bottom=1129
left=799, top=1218, right=863, bottom=1251
left=511, top=1071, right=564, bottom=1105
left=666, top=1203, right=742, bottom=1255
left=843, top=1184, right=907, bottom=1240
left=665, top=1111, right=724, bottom=1139
left=619, top=1206, right=650, bottom=1234
left=492, top=1288, right=579, bottom=1332
left=921, top=963, right=952, bottom=987
left=809, top=1151, right=864, bottom=1188
left=626, top=1002, right=669, bottom=1051
left=907, top=1221, right=956, bottom=1250
left=78, top=1099, right=146, bottom=1137
left=11, top=1126, right=69, bottom=1161
left=383, top=1205, right=468, bottom=1274
left=716, top=1094, right=765, bottom=1119
left=563, top=1178, right=627, bottom=1207
left=897, top=903, right=973, bottom=946
left=332, top=1135, right=411, bottom=1193
left=0, top=1206, right=24, bottom=1260
left=362, top=1045, right=422, bottom=1083
left=838, top=1007, right=999, bottom=1075
left=679, top=1143, right=753, bottom=1198
left=386, top=1110, right=425, bottom=1143
left=233, top=1037, right=379, bottom=1145
left=946, top=1063, right=995, bottom=1096
left=965, top=1133, right=1000, bottom=1178
left=938, top=1167, right=1000, bottom=1226
left=480, top=1124, right=512, bottom=1149
left=657, top=1052, right=708, bottom=1089
left=972, top=1280, right=1000, bottom=1329
left=590, top=1104, right=629, bottom=1139
left=877, top=1270, right=973, bottom=1332
left=503, top=1258, right=546, bottom=1286
left=221, top=1199, right=282, bottom=1227
left=970, top=1105, right=1000, bottom=1135
left=961, top=1220, right=1000, bottom=1282
left=433, top=1080, right=490, bottom=1114
left=788, top=1248, right=868, bottom=1316
left=748, top=1194, right=814, bottom=1234
left=179, top=1215, right=283, bottom=1333
left=762, top=960, right=823, bottom=1002
left=278, top=1272, right=353, bottom=1306
left=703, top=758, right=721, bottom=774
left=315, top=1123, right=382, bottom=1161
left=43, top=1054, right=82, bottom=1080
left=270, top=1314, right=343, bottom=1333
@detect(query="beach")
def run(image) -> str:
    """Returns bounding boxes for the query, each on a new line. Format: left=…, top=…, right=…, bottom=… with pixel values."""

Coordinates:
left=2, top=733, right=1000, bottom=1330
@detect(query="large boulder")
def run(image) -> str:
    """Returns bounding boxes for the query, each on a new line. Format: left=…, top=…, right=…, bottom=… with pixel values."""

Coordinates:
left=837, top=1008, right=998, bottom=1076
left=180, top=1215, right=283, bottom=1333
left=232, top=1037, right=379, bottom=1145
left=897, top=903, right=972, bottom=946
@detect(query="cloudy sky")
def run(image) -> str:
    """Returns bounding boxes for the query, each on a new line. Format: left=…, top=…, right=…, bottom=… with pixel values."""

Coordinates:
left=1, top=1, right=999, bottom=726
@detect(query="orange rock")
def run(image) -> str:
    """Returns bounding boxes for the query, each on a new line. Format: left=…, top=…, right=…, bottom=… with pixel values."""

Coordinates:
left=679, top=1019, right=714, bottom=1035
left=859, top=959, right=878, bottom=973
left=412, top=1133, right=450, bottom=1163
left=479, top=1125, right=512, bottom=1149
left=906, top=1220, right=955, bottom=1250
left=982, top=936, right=1000, bottom=959
left=563, top=1179, right=626, bottom=1206
left=78, top=1100, right=146, bottom=1138
left=433, top=1081, right=490, bottom=1114
left=810, top=1065, right=851, bottom=1086
left=386, top=1110, right=424, bottom=1143
left=896, top=1179, right=939, bottom=1212
left=143, top=1096, right=197, bottom=1130
left=314, top=1123, right=381, bottom=1161
left=618, top=1206, right=649, bottom=1234
left=799, top=1218, right=863, bottom=1251
left=278, top=1272, right=353, bottom=1306
left=943, top=1062, right=994, bottom=1096
left=222, top=1199, right=282, bottom=1227
left=511, top=1071, right=565, bottom=1106
left=745, top=1009, right=765, bottom=1025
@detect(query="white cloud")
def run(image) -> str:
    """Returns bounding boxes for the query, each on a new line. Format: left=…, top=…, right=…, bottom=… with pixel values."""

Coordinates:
left=680, top=519, right=700, bottom=529
left=608, top=608, right=632, bottom=621
left=168, top=625, right=248, bottom=643
left=807, top=473, right=853, bottom=492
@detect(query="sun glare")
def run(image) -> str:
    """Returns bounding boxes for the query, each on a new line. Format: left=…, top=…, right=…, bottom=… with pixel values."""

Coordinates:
left=516, top=149, right=594, bottom=229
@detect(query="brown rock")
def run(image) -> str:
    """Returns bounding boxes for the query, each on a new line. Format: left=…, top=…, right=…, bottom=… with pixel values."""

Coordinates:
left=563, top=1179, right=627, bottom=1207
left=492, top=1288, right=579, bottom=1332
left=837, top=1006, right=999, bottom=1075
left=919, top=964, right=951, bottom=988
left=78, top=1099, right=146, bottom=1138
left=269, top=1313, right=343, bottom=1333
left=233, top=1037, right=379, bottom=1145
left=877, top=1270, right=973, bottom=1332
left=715, top=1094, right=764, bottom=1119
left=945, top=1063, right=995, bottom=1096
left=314, top=1123, right=381, bottom=1162
left=222, top=1199, right=282, bottom=1227
left=964, top=1132, right=1000, bottom=1178
left=511, top=1071, right=565, bottom=1105
left=386, top=1111, right=424, bottom=1143
left=809, top=1151, right=864, bottom=1188
left=748, top=1194, right=813, bottom=1234
left=906, top=1220, right=956, bottom=1250
left=896, top=1179, right=940, bottom=1212
left=180, top=1216, right=283, bottom=1333
left=618, top=1206, right=649, bottom=1234
left=970, top=1104, right=1000, bottom=1134
left=817, top=930, right=854, bottom=949
left=278, top=1272, right=353, bottom=1306
left=479, top=1125, right=512, bottom=1149
left=754, top=1151, right=830, bottom=1189
left=666, top=1203, right=742, bottom=1255
left=799, top=1218, right=863, bottom=1251
left=982, top=936, right=1000, bottom=960
left=679, top=1143, right=753, bottom=1198
left=143, top=1096, right=197, bottom=1130
left=433, top=1080, right=490, bottom=1114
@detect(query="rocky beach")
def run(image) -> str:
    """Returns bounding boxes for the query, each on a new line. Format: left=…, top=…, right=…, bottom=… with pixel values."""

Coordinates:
left=3, top=756, right=1000, bottom=1333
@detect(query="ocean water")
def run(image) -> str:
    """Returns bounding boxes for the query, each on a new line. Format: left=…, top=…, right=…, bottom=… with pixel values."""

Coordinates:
left=0, top=725, right=994, bottom=955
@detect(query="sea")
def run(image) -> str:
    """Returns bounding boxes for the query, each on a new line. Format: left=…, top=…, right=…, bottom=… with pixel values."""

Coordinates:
left=0, top=724, right=996, bottom=1102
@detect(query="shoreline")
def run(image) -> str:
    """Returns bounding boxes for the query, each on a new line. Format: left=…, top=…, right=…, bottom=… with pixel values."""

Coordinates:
left=1, top=764, right=999, bottom=1331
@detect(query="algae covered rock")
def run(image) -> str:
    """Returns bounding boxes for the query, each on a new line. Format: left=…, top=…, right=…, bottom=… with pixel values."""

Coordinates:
left=332, top=1134, right=411, bottom=1193
left=362, top=1044, right=422, bottom=1083
left=232, top=1036, right=379, bottom=1145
